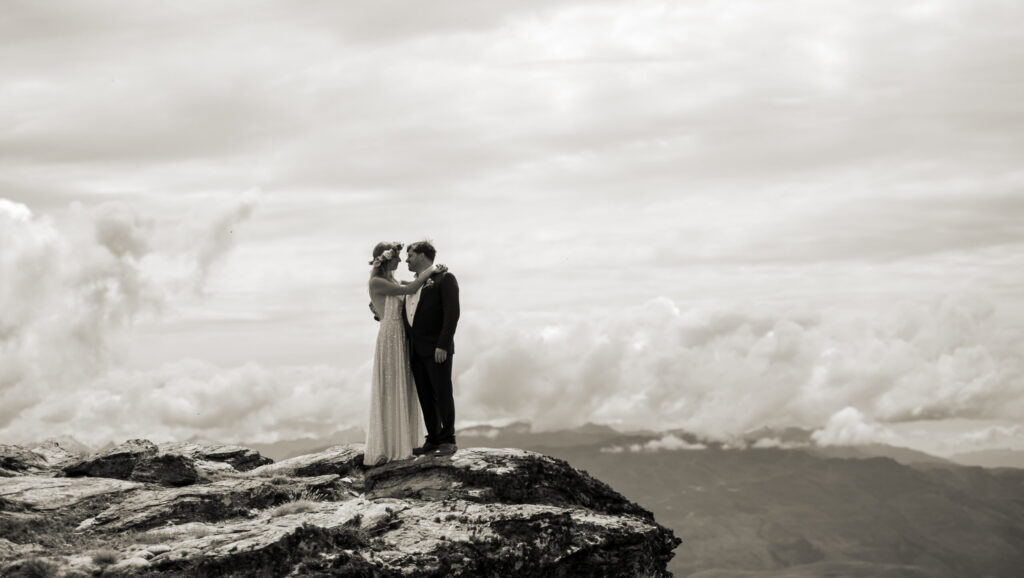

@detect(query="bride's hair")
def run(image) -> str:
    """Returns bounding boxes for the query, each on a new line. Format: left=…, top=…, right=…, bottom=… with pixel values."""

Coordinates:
left=369, top=241, right=403, bottom=276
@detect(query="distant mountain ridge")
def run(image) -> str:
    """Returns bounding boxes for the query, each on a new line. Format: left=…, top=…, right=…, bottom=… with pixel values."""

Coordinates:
left=20, top=422, right=1015, bottom=467
left=950, top=448, right=1024, bottom=469
left=458, top=422, right=958, bottom=466
left=240, top=427, right=365, bottom=461
left=741, top=426, right=816, bottom=446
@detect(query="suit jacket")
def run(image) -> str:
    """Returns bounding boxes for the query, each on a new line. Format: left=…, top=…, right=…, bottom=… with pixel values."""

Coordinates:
left=403, top=271, right=460, bottom=357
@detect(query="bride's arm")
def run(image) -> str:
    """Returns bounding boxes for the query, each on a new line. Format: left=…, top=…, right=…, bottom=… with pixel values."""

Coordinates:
left=369, top=265, right=440, bottom=296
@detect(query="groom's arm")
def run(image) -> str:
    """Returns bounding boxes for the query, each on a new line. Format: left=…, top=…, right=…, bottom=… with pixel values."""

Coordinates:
left=437, top=273, right=460, bottom=355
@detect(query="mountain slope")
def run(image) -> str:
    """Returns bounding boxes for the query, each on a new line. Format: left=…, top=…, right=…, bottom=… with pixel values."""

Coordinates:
left=950, top=449, right=1024, bottom=469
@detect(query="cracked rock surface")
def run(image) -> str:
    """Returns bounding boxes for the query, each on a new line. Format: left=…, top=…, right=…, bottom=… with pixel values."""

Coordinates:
left=0, top=442, right=680, bottom=577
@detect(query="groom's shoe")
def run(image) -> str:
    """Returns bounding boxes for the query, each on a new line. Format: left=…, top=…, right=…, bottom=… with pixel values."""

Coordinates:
left=430, top=443, right=458, bottom=457
left=413, top=442, right=440, bottom=456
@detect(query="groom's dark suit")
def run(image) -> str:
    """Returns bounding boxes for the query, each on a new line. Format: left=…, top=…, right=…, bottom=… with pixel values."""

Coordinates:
left=403, top=270, right=460, bottom=446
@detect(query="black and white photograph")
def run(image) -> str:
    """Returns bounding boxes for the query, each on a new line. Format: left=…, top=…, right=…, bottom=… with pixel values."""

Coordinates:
left=2, top=1, right=1023, bottom=576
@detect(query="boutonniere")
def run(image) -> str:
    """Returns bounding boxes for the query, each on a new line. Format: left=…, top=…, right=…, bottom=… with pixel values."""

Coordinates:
left=425, top=278, right=436, bottom=288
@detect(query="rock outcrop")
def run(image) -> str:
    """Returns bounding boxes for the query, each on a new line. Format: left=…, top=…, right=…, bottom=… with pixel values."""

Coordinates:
left=0, top=442, right=681, bottom=577
left=29, top=437, right=92, bottom=469
left=0, top=445, right=50, bottom=477
left=61, top=439, right=199, bottom=487
left=157, top=441, right=274, bottom=473
left=1, top=438, right=92, bottom=477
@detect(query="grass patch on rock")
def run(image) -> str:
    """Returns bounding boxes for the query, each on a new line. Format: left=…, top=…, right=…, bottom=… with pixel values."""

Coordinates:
left=90, top=548, right=121, bottom=566
left=267, top=488, right=329, bottom=517
left=268, top=500, right=319, bottom=517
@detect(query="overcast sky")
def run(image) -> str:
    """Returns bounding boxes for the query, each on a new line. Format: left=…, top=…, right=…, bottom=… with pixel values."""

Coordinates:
left=2, top=0, right=1022, bottom=455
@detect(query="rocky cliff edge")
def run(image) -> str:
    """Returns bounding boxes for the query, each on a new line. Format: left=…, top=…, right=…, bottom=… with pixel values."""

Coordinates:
left=0, top=440, right=680, bottom=577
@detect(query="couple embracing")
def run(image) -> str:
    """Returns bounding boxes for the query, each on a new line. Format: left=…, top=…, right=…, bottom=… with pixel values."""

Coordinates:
left=364, top=240, right=460, bottom=467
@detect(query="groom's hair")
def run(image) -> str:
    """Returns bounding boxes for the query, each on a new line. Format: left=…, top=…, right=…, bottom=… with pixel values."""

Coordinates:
left=408, top=240, right=436, bottom=262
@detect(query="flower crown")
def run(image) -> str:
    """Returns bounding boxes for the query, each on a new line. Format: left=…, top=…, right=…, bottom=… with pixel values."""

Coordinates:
left=369, top=242, right=403, bottom=268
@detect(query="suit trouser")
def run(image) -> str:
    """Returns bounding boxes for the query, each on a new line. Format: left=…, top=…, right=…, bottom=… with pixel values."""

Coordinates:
left=410, top=352, right=455, bottom=445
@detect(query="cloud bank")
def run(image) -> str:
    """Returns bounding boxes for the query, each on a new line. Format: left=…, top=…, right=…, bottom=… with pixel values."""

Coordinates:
left=602, top=434, right=707, bottom=454
left=455, top=294, right=1024, bottom=438
left=8, top=358, right=368, bottom=447
left=3, top=196, right=1021, bottom=447
left=957, top=425, right=1024, bottom=450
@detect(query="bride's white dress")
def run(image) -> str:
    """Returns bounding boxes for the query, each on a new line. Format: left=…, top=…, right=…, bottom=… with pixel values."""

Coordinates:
left=364, top=294, right=422, bottom=466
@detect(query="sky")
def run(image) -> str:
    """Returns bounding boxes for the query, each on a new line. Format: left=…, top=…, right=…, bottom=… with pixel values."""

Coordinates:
left=2, top=0, right=1023, bottom=456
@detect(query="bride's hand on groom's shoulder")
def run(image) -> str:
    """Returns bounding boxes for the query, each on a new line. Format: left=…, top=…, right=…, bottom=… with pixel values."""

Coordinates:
left=434, top=264, right=448, bottom=275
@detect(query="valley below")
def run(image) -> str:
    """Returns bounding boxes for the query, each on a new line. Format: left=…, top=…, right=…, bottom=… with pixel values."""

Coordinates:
left=459, top=424, right=1024, bottom=578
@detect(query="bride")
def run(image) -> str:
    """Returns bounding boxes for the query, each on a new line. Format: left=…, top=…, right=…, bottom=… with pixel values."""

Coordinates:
left=363, top=241, right=445, bottom=467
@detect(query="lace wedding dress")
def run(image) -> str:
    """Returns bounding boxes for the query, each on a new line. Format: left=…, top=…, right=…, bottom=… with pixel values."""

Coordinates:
left=364, top=294, right=422, bottom=466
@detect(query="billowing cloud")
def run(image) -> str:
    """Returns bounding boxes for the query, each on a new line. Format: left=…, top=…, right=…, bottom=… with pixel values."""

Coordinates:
left=0, top=197, right=256, bottom=434
left=811, top=407, right=893, bottom=447
left=455, top=294, right=1024, bottom=438
left=0, top=196, right=362, bottom=447
left=193, top=195, right=258, bottom=291
left=93, top=202, right=151, bottom=259
left=0, top=199, right=160, bottom=428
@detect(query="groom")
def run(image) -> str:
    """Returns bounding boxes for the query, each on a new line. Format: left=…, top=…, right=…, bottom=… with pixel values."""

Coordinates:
left=403, top=241, right=460, bottom=457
